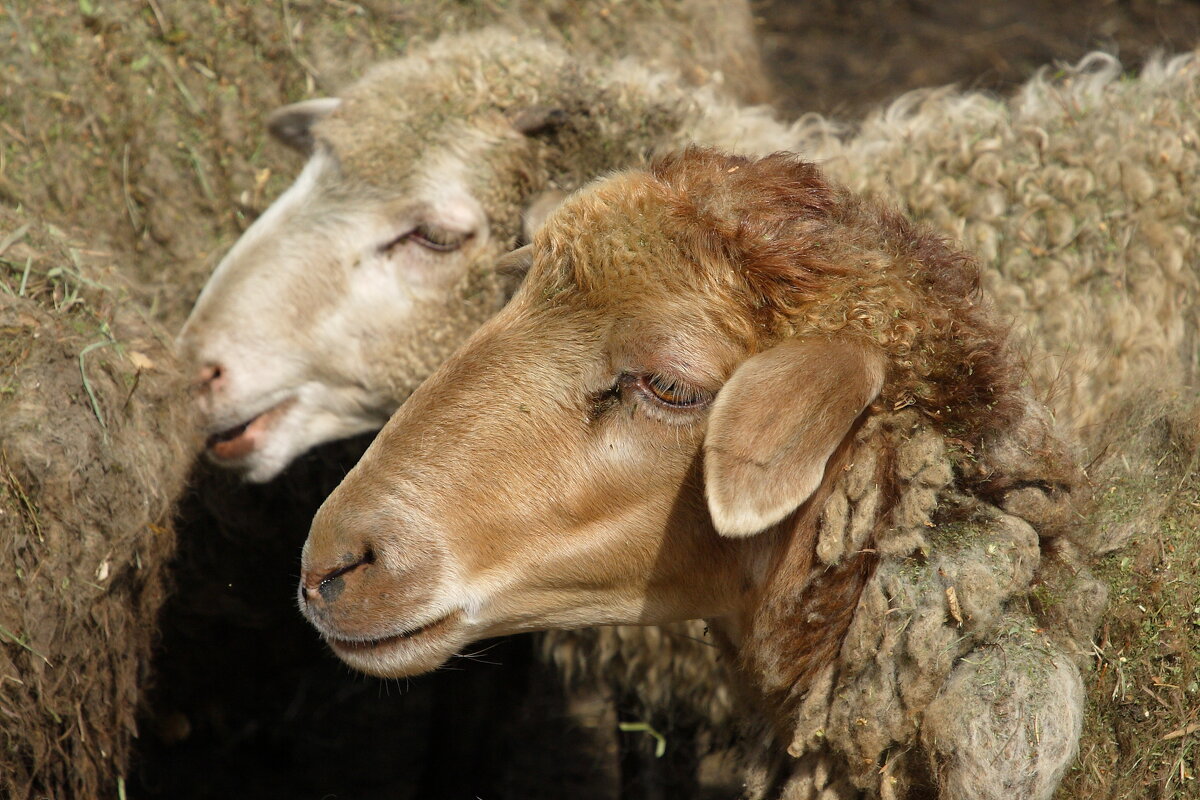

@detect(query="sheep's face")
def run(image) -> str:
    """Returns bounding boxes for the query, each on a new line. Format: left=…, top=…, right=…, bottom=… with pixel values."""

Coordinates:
left=300, top=279, right=749, bottom=677
left=300, top=157, right=885, bottom=678
left=177, top=70, right=559, bottom=482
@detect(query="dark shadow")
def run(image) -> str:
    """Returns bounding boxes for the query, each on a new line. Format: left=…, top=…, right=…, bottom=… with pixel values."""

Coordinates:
left=130, top=435, right=612, bottom=799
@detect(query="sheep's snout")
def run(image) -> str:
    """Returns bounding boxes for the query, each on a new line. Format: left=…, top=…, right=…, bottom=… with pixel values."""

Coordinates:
left=299, top=489, right=468, bottom=677
left=185, top=361, right=228, bottom=423
left=300, top=501, right=395, bottom=624
left=299, top=547, right=375, bottom=607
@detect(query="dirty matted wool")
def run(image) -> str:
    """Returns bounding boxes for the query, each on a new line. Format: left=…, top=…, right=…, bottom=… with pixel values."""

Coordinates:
left=0, top=208, right=198, bottom=799
left=920, top=621, right=1084, bottom=800
left=740, top=395, right=1095, bottom=799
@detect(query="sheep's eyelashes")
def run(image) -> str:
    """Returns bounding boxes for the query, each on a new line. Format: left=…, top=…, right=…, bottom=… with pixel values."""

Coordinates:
left=586, top=383, right=621, bottom=419
left=635, top=374, right=711, bottom=409
left=410, top=225, right=470, bottom=252
left=381, top=225, right=471, bottom=254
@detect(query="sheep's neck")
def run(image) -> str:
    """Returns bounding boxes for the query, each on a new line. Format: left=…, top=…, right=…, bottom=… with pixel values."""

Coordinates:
left=732, top=437, right=874, bottom=716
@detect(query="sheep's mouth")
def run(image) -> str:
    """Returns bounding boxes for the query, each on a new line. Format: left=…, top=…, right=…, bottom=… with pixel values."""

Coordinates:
left=205, top=398, right=296, bottom=461
left=326, top=611, right=461, bottom=655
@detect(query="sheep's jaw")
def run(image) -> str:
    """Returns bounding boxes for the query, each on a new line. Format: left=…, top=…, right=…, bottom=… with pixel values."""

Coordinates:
left=195, top=385, right=386, bottom=483
left=315, top=609, right=471, bottom=678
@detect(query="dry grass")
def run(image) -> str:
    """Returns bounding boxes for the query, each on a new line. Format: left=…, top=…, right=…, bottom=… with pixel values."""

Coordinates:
left=0, top=206, right=197, bottom=800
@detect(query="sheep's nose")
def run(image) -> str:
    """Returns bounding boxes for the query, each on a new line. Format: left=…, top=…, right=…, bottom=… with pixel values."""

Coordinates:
left=300, top=549, right=375, bottom=606
left=194, top=362, right=227, bottom=395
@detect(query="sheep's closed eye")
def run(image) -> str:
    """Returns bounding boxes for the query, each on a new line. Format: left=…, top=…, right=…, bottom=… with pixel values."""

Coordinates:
left=618, top=373, right=712, bottom=413
left=381, top=224, right=472, bottom=254
left=638, top=374, right=710, bottom=408
left=589, top=373, right=713, bottom=423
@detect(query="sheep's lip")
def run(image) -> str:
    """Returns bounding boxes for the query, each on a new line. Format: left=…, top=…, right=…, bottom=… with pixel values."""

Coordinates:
left=205, top=398, right=296, bottom=461
left=326, top=611, right=462, bottom=654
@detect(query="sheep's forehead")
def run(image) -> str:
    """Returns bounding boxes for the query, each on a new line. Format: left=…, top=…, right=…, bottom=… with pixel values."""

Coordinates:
left=316, top=106, right=512, bottom=191
left=514, top=176, right=754, bottom=372
left=534, top=174, right=738, bottom=307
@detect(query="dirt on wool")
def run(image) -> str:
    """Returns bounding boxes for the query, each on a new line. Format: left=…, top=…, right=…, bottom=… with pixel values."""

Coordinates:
left=2, top=1, right=1199, bottom=799
left=0, top=205, right=197, bottom=799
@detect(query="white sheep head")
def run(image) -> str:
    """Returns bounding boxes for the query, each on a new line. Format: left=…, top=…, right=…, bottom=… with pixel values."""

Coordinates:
left=176, top=32, right=625, bottom=482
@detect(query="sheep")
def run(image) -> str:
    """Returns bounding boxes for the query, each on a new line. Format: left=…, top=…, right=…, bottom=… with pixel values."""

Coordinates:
left=296, top=148, right=1100, bottom=799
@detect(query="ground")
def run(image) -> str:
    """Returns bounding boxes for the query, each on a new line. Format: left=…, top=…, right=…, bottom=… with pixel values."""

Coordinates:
left=1060, top=446, right=1200, bottom=799
left=757, top=0, right=1200, bottom=118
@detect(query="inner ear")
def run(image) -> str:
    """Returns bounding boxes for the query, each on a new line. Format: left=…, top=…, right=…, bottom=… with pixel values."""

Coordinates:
left=494, top=245, right=534, bottom=300
left=704, top=337, right=885, bottom=537
left=522, top=189, right=566, bottom=243
left=267, top=98, right=342, bottom=154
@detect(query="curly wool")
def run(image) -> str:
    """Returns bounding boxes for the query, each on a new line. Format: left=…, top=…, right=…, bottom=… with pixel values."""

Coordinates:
left=785, top=70, right=1200, bottom=794
left=806, top=50, right=1200, bottom=450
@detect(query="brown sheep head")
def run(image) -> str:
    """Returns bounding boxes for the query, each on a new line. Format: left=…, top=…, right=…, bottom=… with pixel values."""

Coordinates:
left=299, top=149, right=1056, bottom=705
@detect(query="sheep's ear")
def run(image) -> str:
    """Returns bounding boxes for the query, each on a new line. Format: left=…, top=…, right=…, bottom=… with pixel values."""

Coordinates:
left=522, top=189, right=566, bottom=241
left=494, top=245, right=533, bottom=299
left=704, top=337, right=884, bottom=537
left=267, top=98, right=342, bottom=154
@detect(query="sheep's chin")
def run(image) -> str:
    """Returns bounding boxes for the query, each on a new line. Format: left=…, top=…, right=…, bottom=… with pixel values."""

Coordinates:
left=324, top=611, right=468, bottom=677
left=204, top=398, right=297, bottom=470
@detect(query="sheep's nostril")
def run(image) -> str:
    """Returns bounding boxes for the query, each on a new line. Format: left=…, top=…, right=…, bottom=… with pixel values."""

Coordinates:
left=195, top=362, right=227, bottom=394
left=301, top=550, right=374, bottom=605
